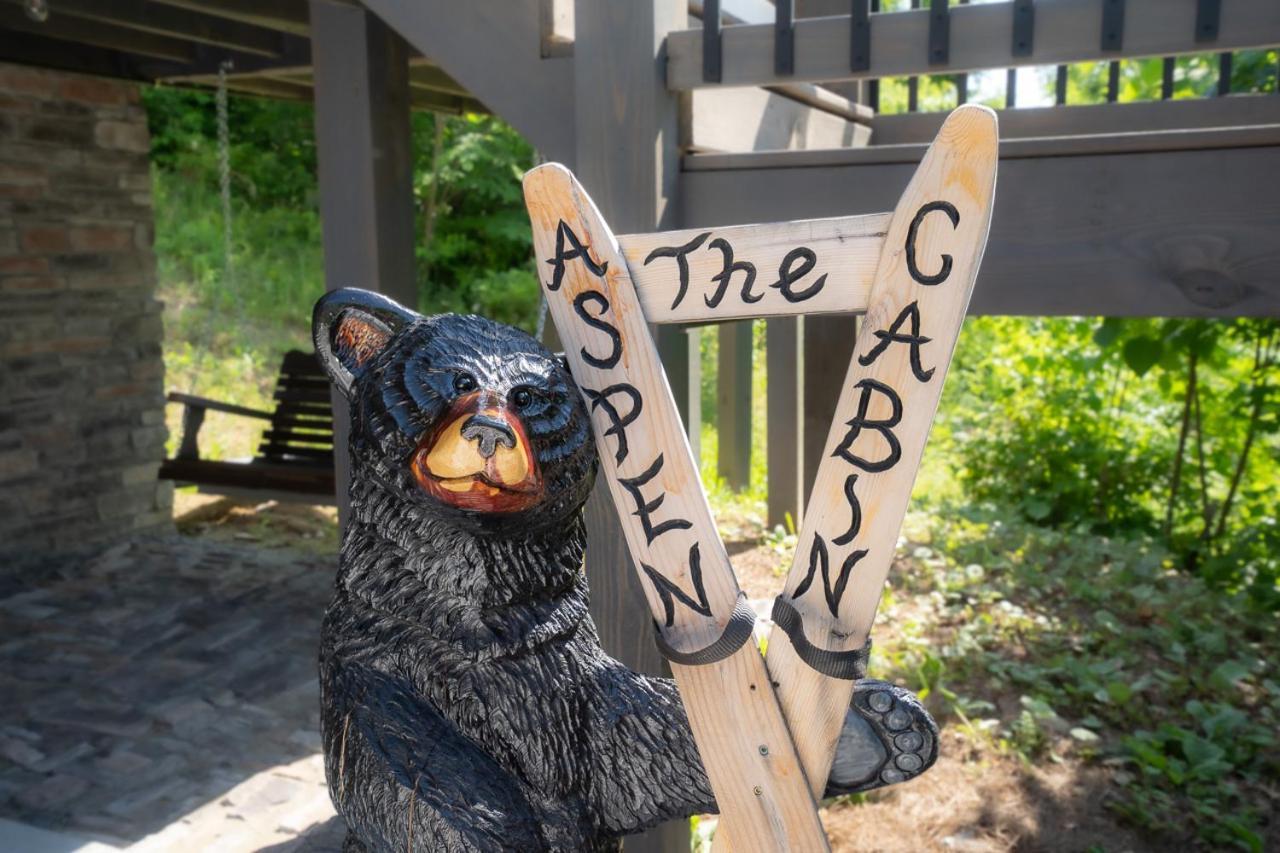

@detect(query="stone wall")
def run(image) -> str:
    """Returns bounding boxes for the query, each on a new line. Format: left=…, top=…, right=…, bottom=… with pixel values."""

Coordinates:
left=0, top=62, right=171, bottom=566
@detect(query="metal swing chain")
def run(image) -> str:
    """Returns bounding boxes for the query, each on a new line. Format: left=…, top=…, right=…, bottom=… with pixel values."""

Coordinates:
left=215, top=60, right=236, bottom=296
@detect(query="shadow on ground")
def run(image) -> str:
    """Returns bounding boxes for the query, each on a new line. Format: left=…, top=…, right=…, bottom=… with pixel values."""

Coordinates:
left=0, top=515, right=337, bottom=847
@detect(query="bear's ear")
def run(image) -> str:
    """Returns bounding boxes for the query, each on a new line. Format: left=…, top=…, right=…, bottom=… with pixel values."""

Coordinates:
left=313, top=288, right=418, bottom=398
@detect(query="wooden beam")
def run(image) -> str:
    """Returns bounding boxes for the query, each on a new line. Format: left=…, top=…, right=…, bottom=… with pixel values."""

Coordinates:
left=5, top=0, right=286, bottom=58
left=766, top=318, right=804, bottom=528
left=525, top=162, right=829, bottom=852
left=0, top=5, right=197, bottom=64
left=150, top=0, right=310, bottom=37
left=869, top=90, right=1280, bottom=145
left=0, top=30, right=162, bottom=81
left=617, top=212, right=892, bottom=323
left=569, top=5, right=696, bottom=850
left=682, top=127, right=1280, bottom=317
left=802, top=315, right=856, bottom=498
left=407, top=62, right=470, bottom=97
left=667, top=0, right=1280, bottom=89
left=360, top=0, right=574, bottom=163
left=221, top=76, right=313, bottom=101
left=309, top=0, right=416, bottom=523
left=717, top=321, right=753, bottom=491
left=686, top=87, right=871, bottom=153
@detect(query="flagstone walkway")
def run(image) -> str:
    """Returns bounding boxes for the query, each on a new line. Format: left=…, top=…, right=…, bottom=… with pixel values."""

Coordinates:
left=0, top=535, right=340, bottom=850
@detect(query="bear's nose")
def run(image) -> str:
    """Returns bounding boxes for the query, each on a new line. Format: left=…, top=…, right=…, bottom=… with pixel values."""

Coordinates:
left=460, top=413, right=517, bottom=458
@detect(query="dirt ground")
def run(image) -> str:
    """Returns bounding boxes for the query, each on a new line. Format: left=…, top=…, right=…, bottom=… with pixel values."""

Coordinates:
left=171, top=497, right=1157, bottom=853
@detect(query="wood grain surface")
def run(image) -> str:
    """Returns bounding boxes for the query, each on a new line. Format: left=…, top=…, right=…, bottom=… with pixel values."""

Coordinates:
left=524, top=163, right=829, bottom=852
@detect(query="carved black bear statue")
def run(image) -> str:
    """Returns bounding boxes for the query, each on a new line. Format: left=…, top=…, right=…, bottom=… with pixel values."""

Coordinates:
left=313, top=288, right=937, bottom=852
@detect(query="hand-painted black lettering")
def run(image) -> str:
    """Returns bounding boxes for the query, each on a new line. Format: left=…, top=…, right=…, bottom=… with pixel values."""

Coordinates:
left=644, top=232, right=711, bottom=310
left=831, top=473, right=862, bottom=546
left=791, top=533, right=868, bottom=618
left=545, top=220, right=609, bottom=291
left=858, top=300, right=935, bottom=382
left=705, top=238, right=760, bottom=307
left=832, top=378, right=903, bottom=472
left=583, top=383, right=643, bottom=465
left=618, top=453, right=694, bottom=545
left=768, top=246, right=828, bottom=303
left=572, top=291, right=622, bottom=370
left=905, top=201, right=960, bottom=286
left=641, top=542, right=713, bottom=627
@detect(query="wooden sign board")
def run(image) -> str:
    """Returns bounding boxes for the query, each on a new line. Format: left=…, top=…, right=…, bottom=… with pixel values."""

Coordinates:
left=525, top=105, right=997, bottom=850
left=618, top=212, right=891, bottom=324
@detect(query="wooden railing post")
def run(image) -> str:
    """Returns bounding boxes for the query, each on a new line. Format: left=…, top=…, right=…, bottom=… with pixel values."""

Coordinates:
left=309, top=0, right=415, bottom=527
left=571, top=2, right=695, bottom=849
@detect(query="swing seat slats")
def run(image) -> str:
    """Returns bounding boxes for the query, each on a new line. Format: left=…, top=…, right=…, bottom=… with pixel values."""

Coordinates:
left=159, top=349, right=337, bottom=505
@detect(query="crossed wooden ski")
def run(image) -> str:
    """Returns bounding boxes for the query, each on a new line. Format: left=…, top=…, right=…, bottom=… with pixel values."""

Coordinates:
left=524, top=105, right=997, bottom=851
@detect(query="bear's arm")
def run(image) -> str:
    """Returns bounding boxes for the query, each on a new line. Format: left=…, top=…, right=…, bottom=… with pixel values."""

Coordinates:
left=332, top=666, right=545, bottom=852
left=584, top=657, right=718, bottom=837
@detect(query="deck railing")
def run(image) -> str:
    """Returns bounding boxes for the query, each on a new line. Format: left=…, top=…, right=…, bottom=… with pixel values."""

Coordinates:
left=676, top=0, right=1279, bottom=112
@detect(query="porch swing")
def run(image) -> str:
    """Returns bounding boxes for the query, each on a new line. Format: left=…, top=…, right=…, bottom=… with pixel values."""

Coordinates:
left=158, top=64, right=336, bottom=505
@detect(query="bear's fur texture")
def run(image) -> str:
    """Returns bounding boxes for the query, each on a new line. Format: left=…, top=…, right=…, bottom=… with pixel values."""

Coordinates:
left=315, top=290, right=715, bottom=852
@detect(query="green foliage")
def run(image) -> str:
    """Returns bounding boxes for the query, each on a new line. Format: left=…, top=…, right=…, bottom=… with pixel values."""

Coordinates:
left=942, top=316, right=1279, bottom=608
left=410, top=113, right=540, bottom=329
left=143, top=86, right=542, bottom=340
left=877, top=505, right=1278, bottom=850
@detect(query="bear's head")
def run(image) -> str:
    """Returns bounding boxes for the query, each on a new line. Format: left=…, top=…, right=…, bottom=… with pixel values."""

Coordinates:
left=314, top=288, right=596, bottom=535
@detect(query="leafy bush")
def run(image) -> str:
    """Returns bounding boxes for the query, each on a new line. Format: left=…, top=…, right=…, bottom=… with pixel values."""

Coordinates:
left=942, top=317, right=1279, bottom=609
left=877, top=505, right=1278, bottom=850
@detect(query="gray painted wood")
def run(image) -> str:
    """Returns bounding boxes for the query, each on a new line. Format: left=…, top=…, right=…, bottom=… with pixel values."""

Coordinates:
left=766, top=317, right=803, bottom=529
left=361, top=0, right=575, bottom=163
left=666, top=0, right=1280, bottom=89
left=717, top=321, right=753, bottom=491
left=310, top=0, right=416, bottom=526
left=569, top=3, right=692, bottom=849
left=151, top=0, right=310, bottom=37
left=681, top=136, right=1280, bottom=317
left=869, top=93, right=1280, bottom=145
left=802, top=315, right=857, bottom=496
left=27, top=0, right=287, bottom=57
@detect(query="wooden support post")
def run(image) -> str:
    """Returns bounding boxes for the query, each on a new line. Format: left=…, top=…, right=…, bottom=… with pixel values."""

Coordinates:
left=717, top=321, right=753, bottom=491
left=802, top=315, right=858, bottom=497
left=571, top=2, right=693, bottom=849
left=767, top=318, right=804, bottom=529
left=309, top=0, right=415, bottom=527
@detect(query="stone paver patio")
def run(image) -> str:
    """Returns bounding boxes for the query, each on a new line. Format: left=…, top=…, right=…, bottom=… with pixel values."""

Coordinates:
left=0, top=535, right=344, bottom=850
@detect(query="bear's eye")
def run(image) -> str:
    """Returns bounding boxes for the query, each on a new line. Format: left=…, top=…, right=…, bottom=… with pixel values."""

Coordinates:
left=511, top=387, right=533, bottom=410
left=453, top=373, right=478, bottom=394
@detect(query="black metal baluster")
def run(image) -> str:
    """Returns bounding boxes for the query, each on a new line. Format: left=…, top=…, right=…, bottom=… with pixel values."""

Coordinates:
left=866, top=0, right=880, bottom=111
left=1218, top=51, right=1232, bottom=96
left=1162, top=57, right=1175, bottom=99
left=703, top=0, right=722, bottom=84
left=776, top=0, right=795, bottom=77
left=908, top=0, right=920, bottom=112
left=1102, top=0, right=1124, bottom=103
left=1056, top=64, right=1068, bottom=105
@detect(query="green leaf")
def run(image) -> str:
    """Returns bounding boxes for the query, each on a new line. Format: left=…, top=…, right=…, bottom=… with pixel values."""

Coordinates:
left=1209, top=660, right=1251, bottom=692
left=1105, top=681, right=1133, bottom=704
left=1093, top=317, right=1125, bottom=349
left=1121, top=336, right=1163, bottom=376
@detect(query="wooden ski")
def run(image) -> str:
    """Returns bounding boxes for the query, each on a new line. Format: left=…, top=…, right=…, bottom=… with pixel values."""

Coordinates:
left=523, top=164, right=830, bottom=851
left=711, top=104, right=999, bottom=850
